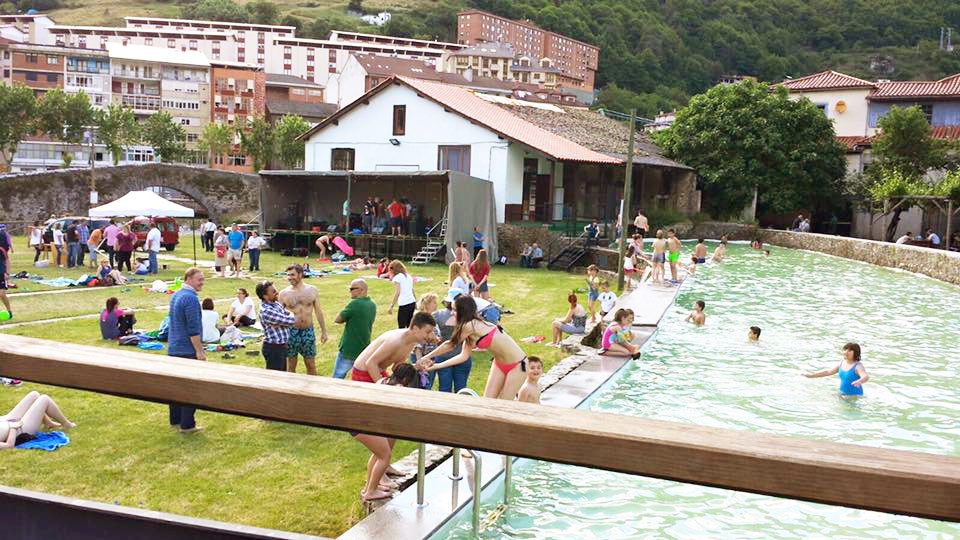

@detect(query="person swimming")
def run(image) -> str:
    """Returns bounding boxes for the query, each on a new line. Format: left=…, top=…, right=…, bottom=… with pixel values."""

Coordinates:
left=693, top=239, right=707, bottom=264
left=747, top=326, right=761, bottom=342
left=685, top=300, right=706, bottom=326
left=803, top=342, right=870, bottom=396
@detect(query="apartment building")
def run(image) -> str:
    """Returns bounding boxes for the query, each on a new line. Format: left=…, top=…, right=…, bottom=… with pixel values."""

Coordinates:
left=265, top=73, right=334, bottom=125
left=6, top=42, right=65, bottom=95
left=440, top=42, right=560, bottom=88
left=456, top=9, right=599, bottom=100
left=50, top=25, right=239, bottom=65
left=0, top=13, right=55, bottom=44
left=65, top=48, right=111, bottom=109
left=210, top=61, right=266, bottom=172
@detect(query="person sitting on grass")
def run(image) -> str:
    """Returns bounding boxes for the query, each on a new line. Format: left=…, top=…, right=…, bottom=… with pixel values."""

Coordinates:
left=517, top=357, right=543, bottom=404
left=0, top=391, right=76, bottom=449
left=100, top=297, right=136, bottom=340
left=685, top=300, right=706, bottom=326
left=224, top=288, right=256, bottom=327
left=530, top=243, right=544, bottom=268
left=97, top=259, right=127, bottom=286
left=201, top=298, right=224, bottom=343
left=550, top=292, right=588, bottom=347
left=600, top=308, right=641, bottom=359
left=376, top=258, right=390, bottom=279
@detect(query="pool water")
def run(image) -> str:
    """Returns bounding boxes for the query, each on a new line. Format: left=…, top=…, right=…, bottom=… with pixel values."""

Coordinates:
left=437, top=244, right=960, bottom=539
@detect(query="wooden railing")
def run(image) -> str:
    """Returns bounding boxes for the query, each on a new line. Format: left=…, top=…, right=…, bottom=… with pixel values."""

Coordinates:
left=0, top=334, right=958, bottom=523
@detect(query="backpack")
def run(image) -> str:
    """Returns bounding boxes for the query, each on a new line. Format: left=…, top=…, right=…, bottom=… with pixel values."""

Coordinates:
left=581, top=322, right=607, bottom=349
left=479, top=303, right=501, bottom=324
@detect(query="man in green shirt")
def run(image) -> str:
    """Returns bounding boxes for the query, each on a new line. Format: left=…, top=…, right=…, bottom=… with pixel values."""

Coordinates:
left=333, top=278, right=377, bottom=378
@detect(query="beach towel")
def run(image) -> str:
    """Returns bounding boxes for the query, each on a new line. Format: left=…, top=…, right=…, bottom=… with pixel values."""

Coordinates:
left=33, top=277, right=80, bottom=288
left=137, top=341, right=164, bottom=350
left=16, top=431, right=70, bottom=451
left=332, top=236, right=354, bottom=256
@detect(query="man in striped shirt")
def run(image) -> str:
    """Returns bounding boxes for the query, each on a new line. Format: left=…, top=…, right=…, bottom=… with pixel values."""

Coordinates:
left=256, top=280, right=296, bottom=371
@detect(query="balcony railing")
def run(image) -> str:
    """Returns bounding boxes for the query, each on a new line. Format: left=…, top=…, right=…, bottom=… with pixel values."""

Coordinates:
left=112, top=69, right=161, bottom=79
left=120, top=94, right=161, bottom=111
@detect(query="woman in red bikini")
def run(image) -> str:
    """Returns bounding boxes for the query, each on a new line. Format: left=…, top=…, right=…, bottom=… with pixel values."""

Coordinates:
left=418, top=295, right=527, bottom=400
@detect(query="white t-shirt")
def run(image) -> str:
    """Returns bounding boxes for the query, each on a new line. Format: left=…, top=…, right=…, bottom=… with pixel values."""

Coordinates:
left=599, top=291, right=617, bottom=313
left=202, top=222, right=216, bottom=233
left=146, top=227, right=162, bottom=252
left=53, top=229, right=64, bottom=246
left=895, top=235, right=909, bottom=244
left=929, top=233, right=941, bottom=245
left=452, top=275, right=470, bottom=293
left=231, top=296, right=255, bottom=319
left=393, top=272, right=416, bottom=306
left=201, top=310, right=221, bottom=343
left=29, top=227, right=42, bottom=246
left=246, top=236, right=265, bottom=250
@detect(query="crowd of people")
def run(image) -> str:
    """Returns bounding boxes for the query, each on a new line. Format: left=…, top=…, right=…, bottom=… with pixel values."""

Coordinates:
left=358, top=196, right=425, bottom=237
left=25, top=218, right=163, bottom=275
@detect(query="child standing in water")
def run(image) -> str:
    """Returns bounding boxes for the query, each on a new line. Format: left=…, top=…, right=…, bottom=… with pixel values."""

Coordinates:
left=685, top=300, right=706, bottom=326
left=694, top=239, right=707, bottom=264
left=804, top=342, right=869, bottom=396
left=585, top=265, right=601, bottom=323
left=651, top=230, right=667, bottom=284
left=666, top=228, right=682, bottom=282
left=747, top=326, right=761, bottom=342
left=517, top=357, right=543, bottom=404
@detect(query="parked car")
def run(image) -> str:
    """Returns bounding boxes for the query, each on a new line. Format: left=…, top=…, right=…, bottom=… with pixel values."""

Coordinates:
left=45, top=217, right=110, bottom=236
left=129, top=216, right=179, bottom=251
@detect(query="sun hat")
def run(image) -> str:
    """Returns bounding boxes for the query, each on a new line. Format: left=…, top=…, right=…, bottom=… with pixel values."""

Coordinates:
left=444, top=288, right=465, bottom=303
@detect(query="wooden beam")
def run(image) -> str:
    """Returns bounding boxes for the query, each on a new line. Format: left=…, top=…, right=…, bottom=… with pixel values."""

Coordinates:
left=0, top=334, right=958, bottom=522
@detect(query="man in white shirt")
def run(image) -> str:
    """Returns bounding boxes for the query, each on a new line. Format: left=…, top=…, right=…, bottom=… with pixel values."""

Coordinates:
left=201, top=219, right=216, bottom=252
left=895, top=231, right=912, bottom=245
left=146, top=223, right=162, bottom=274
left=926, top=228, right=941, bottom=246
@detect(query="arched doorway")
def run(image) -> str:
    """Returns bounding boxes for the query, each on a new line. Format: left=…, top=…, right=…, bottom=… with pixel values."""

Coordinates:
left=145, top=186, right=211, bottom=219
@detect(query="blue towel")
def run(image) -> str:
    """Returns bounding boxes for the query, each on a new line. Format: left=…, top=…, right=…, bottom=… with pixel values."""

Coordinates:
left=137, top=341, right=164, bottom=350
left=16, top=431, right=70, bottom=451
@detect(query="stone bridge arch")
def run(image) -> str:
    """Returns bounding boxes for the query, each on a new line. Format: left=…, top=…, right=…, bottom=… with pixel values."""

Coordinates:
left=0, top=164, right=261, bottom=224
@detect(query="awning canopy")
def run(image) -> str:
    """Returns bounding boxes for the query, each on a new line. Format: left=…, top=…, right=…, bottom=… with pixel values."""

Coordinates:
left=89, top=190, right=195, bottom=218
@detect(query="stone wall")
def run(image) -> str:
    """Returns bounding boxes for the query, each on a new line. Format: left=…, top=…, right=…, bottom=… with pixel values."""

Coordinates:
left=0, top=164, right=261, bottom=223
left=671, top=221, right=757, bottom=241
left=759, top=229, right=960, bottom=286
left=497, top=223, right=565, bottom=259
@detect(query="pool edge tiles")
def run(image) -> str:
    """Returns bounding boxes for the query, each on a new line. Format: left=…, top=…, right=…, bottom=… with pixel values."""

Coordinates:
left=337, top=282, right=688, bottom=540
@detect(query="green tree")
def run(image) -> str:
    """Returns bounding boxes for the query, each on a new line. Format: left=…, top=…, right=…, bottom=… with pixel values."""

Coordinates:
left=95, top=104, right=139, bottom=166
left=181, top=0, right=248, bottom=23
left=35, top=90, right=95, bottom=162
left=198, top=121, right=233, bottom=167
left=273, top=115, right=311, bottom=169
left=140, top=111, right=187, bottom=163
left=245, top=0, right=279, bottom=25
left=655, top=80, right=846, bottom=218
left=239, top=117, right=275, bottom=172
left=0, top=83, right=37, bottom=168
left=347, top=0, right=364, bottom=13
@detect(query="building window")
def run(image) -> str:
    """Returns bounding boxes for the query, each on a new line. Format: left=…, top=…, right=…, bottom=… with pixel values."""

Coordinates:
left=167, top=39, right=176, bottom=48
left=815, top=104, right=827, bottom=115
left=438, top=145, right=471, bottom=173
left=46, top=55, right=58, bottom=65
left=392, top=105, right=406, bottom=136
left=189, top=40, right=198, bottom=50
left=25, top=72, right=38, bottom=81
left=918, top=103, right=934, bottom=124
left=331, top=148, right=355, bottom=170
left=144, top=38, right=152, bottom=46
left=46, top=73, right=58, bottom=83
left=78, top=36, right=86, bottom=48
left=26, top=54, right=38, bottom=63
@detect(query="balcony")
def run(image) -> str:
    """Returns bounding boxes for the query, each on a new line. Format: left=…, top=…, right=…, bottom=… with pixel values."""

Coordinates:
left=113, top=69, right=160, bottom=80
left=120, top=94, right=161, bottom=112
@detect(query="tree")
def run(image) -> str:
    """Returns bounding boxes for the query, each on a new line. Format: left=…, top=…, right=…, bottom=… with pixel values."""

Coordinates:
left=140, top=111, right=187, bottom=163
left=245, top=0, right=279, bottom=25
left=198, top=121, right=233, bottom=167
left=239, top=117, right=274, bottom=172
left=273, top=115, right=311, bottom=169
left=181, top=0, right=248, bottom=23
left=347, top=0, right=364, bottom=14
left=655, top=80, right=846, bottom=218
left=280, top=14, right=303, bottom=33
left=95, top=104, right=139, bottom=166
left=35, top=89, right=95, bottom=165
left=0, top=83, right=37, bottom=168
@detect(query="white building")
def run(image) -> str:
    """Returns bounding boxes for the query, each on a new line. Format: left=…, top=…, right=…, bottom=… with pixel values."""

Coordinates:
left=51, top=25, right=240, bottom=66
left=0, top=14, right=55, bottom=44
left=301, top=76, right=621, bottom=222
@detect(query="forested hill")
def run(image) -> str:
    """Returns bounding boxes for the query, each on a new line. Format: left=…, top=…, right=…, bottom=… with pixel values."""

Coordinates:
left=37, top=0, right=960, bottom=115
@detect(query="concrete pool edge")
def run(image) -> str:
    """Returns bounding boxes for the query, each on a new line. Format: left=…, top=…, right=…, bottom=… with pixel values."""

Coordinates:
left=338, top=280, right=688, bottom=539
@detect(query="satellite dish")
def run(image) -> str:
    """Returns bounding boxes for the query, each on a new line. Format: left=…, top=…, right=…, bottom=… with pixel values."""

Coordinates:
left=835, top=100, right=847, bottom=113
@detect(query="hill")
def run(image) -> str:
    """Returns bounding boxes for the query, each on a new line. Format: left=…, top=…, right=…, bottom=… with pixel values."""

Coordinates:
left=25, top=0, right=960, bottom=115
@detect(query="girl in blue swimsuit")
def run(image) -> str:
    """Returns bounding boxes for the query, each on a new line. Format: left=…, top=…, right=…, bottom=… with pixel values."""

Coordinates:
left=804, top=342, right=870, bottom=396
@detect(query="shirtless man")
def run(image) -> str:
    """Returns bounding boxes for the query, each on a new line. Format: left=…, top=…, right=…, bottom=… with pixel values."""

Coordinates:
left=315, top=234, right=332, bottom=259
left=651, top=230, right=667, bottom=284
left=712, top=237, right=728, bottom=262
left=279, top=264, right=328, bottom=375
left=517, top=357, right=543, bottom=404
left=685, top=300, right=706, bottom=326
left=350, top=312, right=437, bottom=501
left=694, top=239, right=708, bottom=264
left=666, top=228, right=682, bottom=282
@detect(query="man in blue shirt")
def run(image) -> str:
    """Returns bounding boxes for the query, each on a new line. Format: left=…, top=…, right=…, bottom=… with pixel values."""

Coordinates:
left=77, top=219, right=90, bottom=267
left=226, top=223, right=245, bottom=277
left=167, top=267, right=207, bottom=433
left=256, top=280, right=296, bottom=371
left=472, top=226, right=484, bottom=258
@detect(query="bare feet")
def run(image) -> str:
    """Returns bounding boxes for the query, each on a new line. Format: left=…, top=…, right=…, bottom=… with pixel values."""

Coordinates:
left=62, top=421, right=77, bottom=430
left=361, top=488, right=393, bottom=501
left=384, top=465, right=404, bottom=476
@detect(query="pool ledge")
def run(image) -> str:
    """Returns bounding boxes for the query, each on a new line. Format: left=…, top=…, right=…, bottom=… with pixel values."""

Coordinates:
left=338, top=282, right=681, bottom=540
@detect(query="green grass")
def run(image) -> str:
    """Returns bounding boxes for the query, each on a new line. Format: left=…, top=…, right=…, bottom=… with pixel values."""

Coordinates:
left=0, top=236, right=586, bottom=537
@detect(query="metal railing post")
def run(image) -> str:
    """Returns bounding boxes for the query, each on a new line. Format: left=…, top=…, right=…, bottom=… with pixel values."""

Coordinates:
left=416, top=442, right=427, bottom=508
left=471, top=451, right=482, bottom=536
left=449, top=447, right=462, bottom=481
left=503, top=455, right=512, bottom=505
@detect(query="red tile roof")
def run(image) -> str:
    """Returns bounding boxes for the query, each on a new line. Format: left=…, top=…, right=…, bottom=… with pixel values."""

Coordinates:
left=870, top=74, right=960, bottom=100
left=930, top=125, right=960, bottom=139
left=300, top=76, right=619, bottom=164
left=780, top=70, right=874, bottom=91
left=836, top=135, right=870, bottom=152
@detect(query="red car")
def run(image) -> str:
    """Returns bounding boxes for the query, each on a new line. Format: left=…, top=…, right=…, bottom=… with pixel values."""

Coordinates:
left=130, top=217, right=179, bottom=251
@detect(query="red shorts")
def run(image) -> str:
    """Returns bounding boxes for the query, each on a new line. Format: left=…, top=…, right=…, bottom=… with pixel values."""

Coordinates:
left=351, top=367, right=388, bottom=383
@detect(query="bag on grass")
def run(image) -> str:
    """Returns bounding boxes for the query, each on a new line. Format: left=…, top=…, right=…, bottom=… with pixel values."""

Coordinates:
left=581, top=322, right=607, bottom=349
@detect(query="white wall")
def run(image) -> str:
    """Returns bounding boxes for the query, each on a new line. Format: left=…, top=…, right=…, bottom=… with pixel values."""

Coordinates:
left=330, top=54, right=366, bottom=107
left=304, top=83, right=526, bottom=221
left=789, top=88, right=871, bottom=137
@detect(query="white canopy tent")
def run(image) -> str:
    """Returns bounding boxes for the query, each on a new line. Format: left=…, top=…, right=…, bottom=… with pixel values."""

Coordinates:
left=88, top=190, right=195, bottom=218
left=89, top=190, right=197, bottom=264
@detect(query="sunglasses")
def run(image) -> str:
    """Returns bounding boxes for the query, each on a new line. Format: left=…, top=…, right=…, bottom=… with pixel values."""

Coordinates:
left=349, top=287, right=361, bottom=291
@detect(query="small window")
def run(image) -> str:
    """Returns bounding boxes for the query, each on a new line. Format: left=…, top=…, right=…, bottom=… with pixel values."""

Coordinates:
left=46, top=55, right=58, bottom=65
left=26, top=72, right=37, bottom=81
left=393, top=105, right=406, bottom=136
left=26, top=54, right=38, bottom=63
left=438, top=145, right=471, bottom=174
left=47, top=73, right=57, bottom=83
left=331, top=148, right=355, bottom=171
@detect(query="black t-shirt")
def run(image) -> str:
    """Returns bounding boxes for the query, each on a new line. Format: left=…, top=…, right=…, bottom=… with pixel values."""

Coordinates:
left=0, top=232, right=9, bottom=269
left=364, top=201, right=375, bottom=216
left=66, top=224, right=79, bottom=242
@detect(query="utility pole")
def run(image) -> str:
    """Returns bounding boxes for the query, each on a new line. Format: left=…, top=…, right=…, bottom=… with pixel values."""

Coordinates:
left=88, top=126, right=98, bottom=206
left=616, top=109, right=637, bottom=293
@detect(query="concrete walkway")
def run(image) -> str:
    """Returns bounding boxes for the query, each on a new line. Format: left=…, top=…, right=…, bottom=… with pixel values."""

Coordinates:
left=341, top=276, right=686, bottom=540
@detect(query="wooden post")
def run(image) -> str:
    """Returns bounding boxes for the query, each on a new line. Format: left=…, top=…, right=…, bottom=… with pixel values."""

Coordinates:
left=947, top=199, right=954, bottom=251
left=616, top=110, right=637, bottom=293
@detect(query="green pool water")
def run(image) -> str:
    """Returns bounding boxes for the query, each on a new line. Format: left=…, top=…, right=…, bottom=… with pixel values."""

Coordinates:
left=437, top=243, right=960, bottom=539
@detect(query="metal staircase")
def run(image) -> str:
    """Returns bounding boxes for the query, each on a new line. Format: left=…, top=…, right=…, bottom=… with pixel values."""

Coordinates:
left=548, top=231, right=587, bottom=271
left=411, top=215, right=447, bottom=265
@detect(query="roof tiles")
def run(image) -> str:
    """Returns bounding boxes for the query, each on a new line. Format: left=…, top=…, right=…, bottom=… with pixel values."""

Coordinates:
left=780, top=70, right=874, bottom=91
left=871, top=75, right=960, bottom=100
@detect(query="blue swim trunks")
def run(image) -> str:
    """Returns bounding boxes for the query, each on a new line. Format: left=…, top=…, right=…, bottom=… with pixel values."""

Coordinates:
left=287, top=327, right=316, bottom=359
left=588, top=287, right=599, bottom=302
left=695, top=257, right=706, bottom=264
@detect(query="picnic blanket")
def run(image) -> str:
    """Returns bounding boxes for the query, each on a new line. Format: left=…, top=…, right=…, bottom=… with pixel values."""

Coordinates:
left=16, top=431, right=70, bottom=451
left=33, top=277, right=81, bottom=288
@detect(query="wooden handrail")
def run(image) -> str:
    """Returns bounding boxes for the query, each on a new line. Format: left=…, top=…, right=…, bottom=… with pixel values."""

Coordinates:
left=1, top=334, right=958, bottom=522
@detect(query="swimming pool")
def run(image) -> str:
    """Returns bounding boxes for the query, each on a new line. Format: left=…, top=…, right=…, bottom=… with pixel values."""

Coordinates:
left=435, top=243, right=960, bottom=538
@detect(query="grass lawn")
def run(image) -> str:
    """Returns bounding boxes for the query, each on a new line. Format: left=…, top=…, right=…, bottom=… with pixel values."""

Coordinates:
left=0, top=236, right=586, bottom=537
